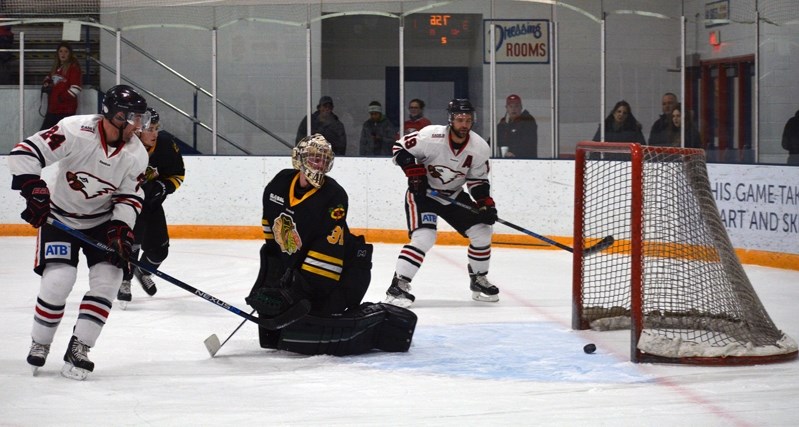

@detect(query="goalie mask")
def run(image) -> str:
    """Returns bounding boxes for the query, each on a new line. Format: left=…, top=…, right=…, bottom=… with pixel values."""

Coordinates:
left=292, top=134, right=334, bottom=188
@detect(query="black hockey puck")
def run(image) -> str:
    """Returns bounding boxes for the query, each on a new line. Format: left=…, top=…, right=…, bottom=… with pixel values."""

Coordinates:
left=583, top=343, right=596, bottom=354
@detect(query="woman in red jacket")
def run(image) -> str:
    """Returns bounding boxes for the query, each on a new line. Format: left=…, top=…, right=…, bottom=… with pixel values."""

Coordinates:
left=40, top=41, right=82, bottom=130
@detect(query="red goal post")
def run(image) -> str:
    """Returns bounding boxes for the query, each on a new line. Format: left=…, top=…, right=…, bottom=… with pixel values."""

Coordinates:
left=572, top=141, right=797, bottom=365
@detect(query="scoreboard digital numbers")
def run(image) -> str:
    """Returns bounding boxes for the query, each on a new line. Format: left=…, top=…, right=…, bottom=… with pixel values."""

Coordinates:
left=408, top=13, right=478, bottom=46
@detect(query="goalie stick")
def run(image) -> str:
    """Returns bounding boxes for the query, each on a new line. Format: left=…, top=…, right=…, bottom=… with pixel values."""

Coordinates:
left=426, top=189, right=614, bottom=255
left=47, top=218, right=309, bottom=330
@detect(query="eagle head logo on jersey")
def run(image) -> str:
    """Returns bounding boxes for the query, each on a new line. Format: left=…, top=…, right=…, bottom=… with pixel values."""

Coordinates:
left=65, top=171, right=116, bottom=199
left=273, top=213, right=302, bottom=255
left=428, top=165, right=464, bottom=185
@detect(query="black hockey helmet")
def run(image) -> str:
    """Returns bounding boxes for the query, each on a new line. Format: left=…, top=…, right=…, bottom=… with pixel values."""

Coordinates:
left=102, top=84, right=148, bottom=125
left=146, top=107, right=160, bottom=126
left=447, top=98, right=476, bottom=125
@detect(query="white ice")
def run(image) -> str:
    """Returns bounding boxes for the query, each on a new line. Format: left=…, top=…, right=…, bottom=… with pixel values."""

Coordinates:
left=1, top=237, right=797, bottom=426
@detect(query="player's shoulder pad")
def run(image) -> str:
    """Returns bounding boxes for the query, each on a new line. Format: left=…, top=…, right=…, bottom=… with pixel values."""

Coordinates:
left=419, top=124, right=448, bottom=140
left=321, top=175, right=347, bottom=200
left=55, top=114, right=101, bottom=137
left=468, top=131, right=492, bottom=158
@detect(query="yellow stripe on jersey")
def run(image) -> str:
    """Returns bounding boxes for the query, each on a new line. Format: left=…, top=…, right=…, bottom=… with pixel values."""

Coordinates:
left=301, top=264, right=341, bottom=281
left=301, top=250, right=344, bottom=281
left=306, top=250, right=344, bottom=266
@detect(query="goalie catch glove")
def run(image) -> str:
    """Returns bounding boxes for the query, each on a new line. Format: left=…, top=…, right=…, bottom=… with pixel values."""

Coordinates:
left=402, top=163, right=427, bottom=197
left=19, top=178, right=51, bottom=228
left=105, top=220, right=134, bottom=269
left=476, top=196, right=498, bottom=225
left=246, top=269, right=310, bottom=319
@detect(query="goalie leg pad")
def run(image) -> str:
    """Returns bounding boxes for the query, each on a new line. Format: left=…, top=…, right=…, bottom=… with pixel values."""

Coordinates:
left=274, top=302, right=417, bottom=356
left=373, top=302, right=417, bottom=352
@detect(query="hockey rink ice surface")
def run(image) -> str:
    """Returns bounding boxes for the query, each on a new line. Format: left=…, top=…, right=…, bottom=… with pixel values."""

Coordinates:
left=1, top=237, right=797, bottom=426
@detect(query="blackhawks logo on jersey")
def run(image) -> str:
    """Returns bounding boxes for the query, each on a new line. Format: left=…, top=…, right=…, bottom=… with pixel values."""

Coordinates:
left=329, top=205, right=346, bottom=220
left=273, top=213, right=302, bottom=254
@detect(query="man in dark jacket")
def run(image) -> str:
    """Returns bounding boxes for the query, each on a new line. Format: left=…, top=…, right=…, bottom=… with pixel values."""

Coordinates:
left=296, top=96, right=348, bottom=155
left=782, top=110, right=799, bottom=166
left=497, top=94, right=538, bottom=158
left=648, top=92, right=678, bottom=146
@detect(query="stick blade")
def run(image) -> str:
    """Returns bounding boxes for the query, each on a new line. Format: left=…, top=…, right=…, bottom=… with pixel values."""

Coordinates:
left=204, top=334, right=221, bottom=357
left=584, top=235, right=615, bottom=255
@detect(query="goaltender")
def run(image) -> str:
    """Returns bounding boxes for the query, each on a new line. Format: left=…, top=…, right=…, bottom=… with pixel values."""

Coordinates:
left=245, top=134, right=416, bottom=355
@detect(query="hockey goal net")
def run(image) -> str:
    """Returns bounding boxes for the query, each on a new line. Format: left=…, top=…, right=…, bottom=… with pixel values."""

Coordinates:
left=572, top=142, right=797, bottom=365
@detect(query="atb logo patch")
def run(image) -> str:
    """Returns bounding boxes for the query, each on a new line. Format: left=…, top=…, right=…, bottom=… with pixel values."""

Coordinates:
left=44, top=241, right=71, bottom=259
left=421, top=212, right=438, bottom=225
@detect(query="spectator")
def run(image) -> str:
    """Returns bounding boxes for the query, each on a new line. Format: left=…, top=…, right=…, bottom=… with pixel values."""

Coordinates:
left=592, top=100, right=646, bottom=145
left=296, top=96, right=347, bottom=155
left=359, top=101, right=396, bottom=156
left=782, top=110, right=799, bottom=166
left=668, top=103, right=702, bottom=149
left=648, top=92, right=678, bottom=146
left=403, top=98, right=432, bottom=136
left=496, top=94, right=538, bottom=158
left=117, top=108, right=186, bottom=307
left=40, top=41, right=82, bottom=130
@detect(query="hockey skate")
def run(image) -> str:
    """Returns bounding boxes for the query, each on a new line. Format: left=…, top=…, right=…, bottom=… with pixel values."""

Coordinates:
left=61, top=335, right=94, bottom=381
left=134, top=266, right=157, bottom=296
left=468, top=265, right=499, bottom=303
left=117, top=280, right=132, bottom=309
left=27, top=339, right=50, bottom=376
left=384, top=274, right=415, bottom=308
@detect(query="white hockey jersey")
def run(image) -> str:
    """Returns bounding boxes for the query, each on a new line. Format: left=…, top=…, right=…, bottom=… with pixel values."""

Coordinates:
left=393, top=124, right=492, bottom=200
left=8, top=114, right=148, bottom=230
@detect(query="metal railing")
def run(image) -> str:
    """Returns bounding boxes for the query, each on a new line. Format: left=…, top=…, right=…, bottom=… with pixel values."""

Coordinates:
left=100, top=27, right=293, bottom=154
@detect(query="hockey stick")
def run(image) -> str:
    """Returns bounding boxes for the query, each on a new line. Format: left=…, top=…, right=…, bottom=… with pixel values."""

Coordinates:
left=47, top=218, right=309, bottom=330
left=426, top=190, right=614, bottom=255
left=204, top=310, right=253, bottom=357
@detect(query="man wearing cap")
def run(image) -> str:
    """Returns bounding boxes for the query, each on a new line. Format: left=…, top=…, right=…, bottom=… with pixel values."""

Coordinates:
left=496, top=94, right=538, bottom=159
left=296, top=95, right=348, bottom=155
left=359, top=101, right=396, bottom=156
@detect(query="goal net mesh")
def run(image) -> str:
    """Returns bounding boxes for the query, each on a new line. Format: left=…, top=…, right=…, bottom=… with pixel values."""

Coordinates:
left=574, top=142, right=797, bottom=364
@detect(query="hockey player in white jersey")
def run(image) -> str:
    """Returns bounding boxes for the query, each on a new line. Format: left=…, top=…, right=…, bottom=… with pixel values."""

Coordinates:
left=8, top=84, right=149, bottom=380
left=384, top=98, right=500, bottom=307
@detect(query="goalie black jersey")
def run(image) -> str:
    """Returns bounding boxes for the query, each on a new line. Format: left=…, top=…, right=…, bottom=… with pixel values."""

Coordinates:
left=262, top=169, right=350, bottom=287
left=143, top=133, right=185, bottom=194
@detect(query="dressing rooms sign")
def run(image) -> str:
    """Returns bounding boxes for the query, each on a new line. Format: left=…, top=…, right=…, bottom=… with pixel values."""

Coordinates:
left=483, top=19, right=550, bottom=64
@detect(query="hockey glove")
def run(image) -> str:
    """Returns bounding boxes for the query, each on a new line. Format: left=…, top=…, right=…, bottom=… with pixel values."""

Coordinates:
left=105, top=220, right=134, bottom=269
left=476, top=196, right=498, bottom=225
left=143, top=180, right=168, bottom=206
left=246, top=270, right=309, bottom=318
left=402, top=163, right=427, bottom=197
left=19, top=178, right=51, bottom=228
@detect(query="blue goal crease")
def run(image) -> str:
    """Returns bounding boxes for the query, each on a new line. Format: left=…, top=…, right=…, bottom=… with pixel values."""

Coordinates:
left=341, top=322, right=653, bottom=384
